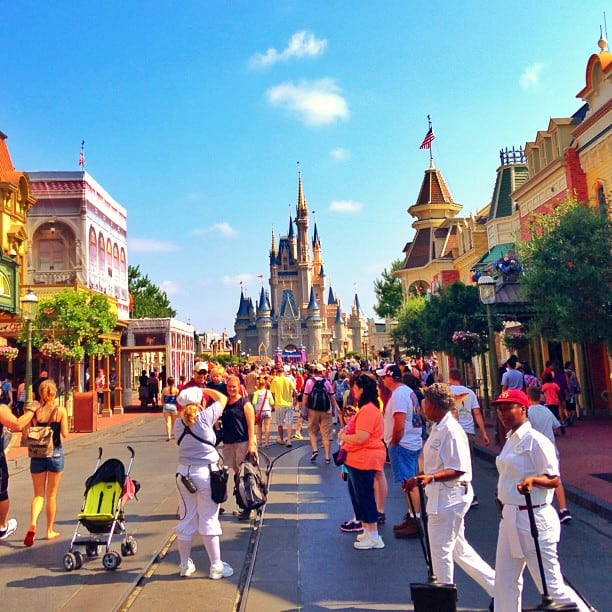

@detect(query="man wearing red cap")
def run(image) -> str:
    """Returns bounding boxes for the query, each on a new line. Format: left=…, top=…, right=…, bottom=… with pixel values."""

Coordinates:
left=491, top=389, right=587, bottom=611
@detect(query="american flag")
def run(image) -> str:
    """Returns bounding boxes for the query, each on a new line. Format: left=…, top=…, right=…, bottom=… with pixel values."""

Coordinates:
left=419, top=128, right=435, bottom=150
left=78, top=140, right=85, bottom=167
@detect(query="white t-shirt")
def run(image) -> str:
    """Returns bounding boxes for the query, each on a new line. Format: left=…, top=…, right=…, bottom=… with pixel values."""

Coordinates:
left=383, top=384, right=422, bottom=451
left=449, top=384, right=479, bottom=435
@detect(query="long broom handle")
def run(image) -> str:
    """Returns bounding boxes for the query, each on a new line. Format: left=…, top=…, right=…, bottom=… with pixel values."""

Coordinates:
left=408, top=482, right=431, bottom=572
left=522, top=490, right=553, bottom=605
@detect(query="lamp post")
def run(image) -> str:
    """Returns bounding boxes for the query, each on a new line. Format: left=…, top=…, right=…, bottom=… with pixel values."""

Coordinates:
left=21, top=290, right=39, bottom=410
left=236, top=339, right=241, bottom=361
left=478, top=276, right=500, bottom=401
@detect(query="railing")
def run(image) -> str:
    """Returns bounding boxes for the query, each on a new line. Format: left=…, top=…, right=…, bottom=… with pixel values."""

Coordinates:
left=33, top=270, right=77, bottom=284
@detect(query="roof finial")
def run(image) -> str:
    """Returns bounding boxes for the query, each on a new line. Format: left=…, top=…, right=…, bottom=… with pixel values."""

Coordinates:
left=599, top=19, right=609, bottom=52
left=297, top=161, right=307, bottom=211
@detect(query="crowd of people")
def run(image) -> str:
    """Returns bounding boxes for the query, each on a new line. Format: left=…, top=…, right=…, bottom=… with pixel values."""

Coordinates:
left=0, top=352, right=589, bottom=607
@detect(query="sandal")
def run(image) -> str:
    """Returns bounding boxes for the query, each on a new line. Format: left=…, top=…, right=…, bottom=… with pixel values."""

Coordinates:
left=310, top=450, right=319, bottom=462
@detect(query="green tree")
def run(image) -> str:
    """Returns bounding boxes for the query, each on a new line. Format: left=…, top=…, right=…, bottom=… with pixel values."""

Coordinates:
left=129, top=265, right=176, bottom=318
left=373, top=259, right=404, bottom=319
left=31, top=289, right=117, bottom=361
left=518, top=196, right=612, bottom=344
left=420, top=282, right=491, bottom=361
left=392, top=295, right=431, bottom=357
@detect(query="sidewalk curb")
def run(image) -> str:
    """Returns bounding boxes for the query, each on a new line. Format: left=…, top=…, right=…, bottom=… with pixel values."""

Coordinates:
left=474, top=445, right=612, bottom=522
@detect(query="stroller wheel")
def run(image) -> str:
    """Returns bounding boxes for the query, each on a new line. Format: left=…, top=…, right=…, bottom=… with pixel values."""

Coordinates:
left=73, top=551, right=84, bottom=570
left=86, top=543, right=100, bottom=557
left=127, top=538, right=137, bottom=555
left=63, top=552, right=77, bottom=572
left=102, top=551, right=122, bottom=571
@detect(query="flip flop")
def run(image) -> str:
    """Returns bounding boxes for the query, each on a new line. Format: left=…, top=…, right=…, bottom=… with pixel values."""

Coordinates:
left=24, top=529, right=35, bottom=547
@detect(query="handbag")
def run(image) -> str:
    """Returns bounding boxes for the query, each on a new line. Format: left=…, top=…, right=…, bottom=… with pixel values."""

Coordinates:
left=178, top=423, right=229, bottom=503
left=332, top=447, right=347, bottom=466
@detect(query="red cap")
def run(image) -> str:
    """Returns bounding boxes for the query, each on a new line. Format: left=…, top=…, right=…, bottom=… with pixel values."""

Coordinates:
left=491, top=389, right=529, bottom=408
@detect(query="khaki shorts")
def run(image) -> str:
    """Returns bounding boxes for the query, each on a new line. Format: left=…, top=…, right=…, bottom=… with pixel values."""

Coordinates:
left=307, top=409, right=333, bottom=439
left=222, top=441, right=249, bottom=470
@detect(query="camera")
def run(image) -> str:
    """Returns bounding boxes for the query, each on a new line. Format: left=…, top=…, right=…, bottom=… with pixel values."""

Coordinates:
left=180, top=474, right=197, bottom=494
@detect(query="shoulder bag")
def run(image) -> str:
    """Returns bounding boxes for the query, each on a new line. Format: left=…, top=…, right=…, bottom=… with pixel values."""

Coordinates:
left=178, top=423, right=229, bottom=503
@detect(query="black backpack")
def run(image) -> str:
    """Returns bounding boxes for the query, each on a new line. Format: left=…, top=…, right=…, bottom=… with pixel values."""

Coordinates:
left=234, top=453, right=267, bottom=511
left=307, top=378, right=331, bottom=412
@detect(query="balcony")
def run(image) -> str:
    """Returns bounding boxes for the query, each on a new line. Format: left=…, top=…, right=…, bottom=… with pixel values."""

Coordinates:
left=33, top=270, right=78, bottom=285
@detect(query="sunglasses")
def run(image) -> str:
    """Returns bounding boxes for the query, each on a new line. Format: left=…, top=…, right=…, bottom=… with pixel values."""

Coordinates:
left=197, top=370, right=208, bottom=375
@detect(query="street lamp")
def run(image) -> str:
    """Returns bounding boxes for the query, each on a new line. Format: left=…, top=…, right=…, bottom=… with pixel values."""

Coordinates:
left=478, top=275, right=500, bottom=400
left=21, top=290, right=39, bottom=410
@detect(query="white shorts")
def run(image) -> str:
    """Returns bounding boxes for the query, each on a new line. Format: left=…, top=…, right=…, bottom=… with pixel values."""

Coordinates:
left=275, top=406, right=294, bottom=427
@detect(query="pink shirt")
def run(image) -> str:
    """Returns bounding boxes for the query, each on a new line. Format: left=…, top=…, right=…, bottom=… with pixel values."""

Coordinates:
left=541, top=382, right=560, bottom=406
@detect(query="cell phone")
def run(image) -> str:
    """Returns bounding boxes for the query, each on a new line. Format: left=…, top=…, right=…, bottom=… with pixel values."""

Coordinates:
left=180, top=474, right=197, bottom=493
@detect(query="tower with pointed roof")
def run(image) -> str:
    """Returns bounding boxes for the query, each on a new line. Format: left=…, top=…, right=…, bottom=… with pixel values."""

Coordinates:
left=233, top=167, right=366, bottom=361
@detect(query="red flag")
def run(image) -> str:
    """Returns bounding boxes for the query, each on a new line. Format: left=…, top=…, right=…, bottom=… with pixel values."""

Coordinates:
left=78, top=140, right=85, bottom=167
left=419, top=128, right=435, bottom=150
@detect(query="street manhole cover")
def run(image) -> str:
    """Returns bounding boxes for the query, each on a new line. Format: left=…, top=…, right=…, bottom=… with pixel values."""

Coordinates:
left=591, top=473, right=612, bottom=483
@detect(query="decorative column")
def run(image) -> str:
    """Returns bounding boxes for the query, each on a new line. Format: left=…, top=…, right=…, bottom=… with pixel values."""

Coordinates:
left=113, top=341, right=124, bottom=414
left=103, top=355, right=112, bottom=417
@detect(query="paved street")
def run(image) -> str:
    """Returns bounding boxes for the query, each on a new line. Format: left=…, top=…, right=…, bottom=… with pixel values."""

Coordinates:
left=2, top=414, right=610, bottom=611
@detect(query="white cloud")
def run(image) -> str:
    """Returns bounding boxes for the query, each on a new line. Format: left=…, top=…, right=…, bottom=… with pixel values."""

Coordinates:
left=266, top=78, right=349, bottom=126
left=249, top=30, right=327, bottom=69
left=519, top=63, right=543, bottom=89
left=128, top=237, right=179, bottom=253
left=192, top=222, right=237, bottom=237
left=330, top=147, right=350, bottom=161
left=160, top=280, right=180, bottom=295
left=329, top=200, right=363, bottom=213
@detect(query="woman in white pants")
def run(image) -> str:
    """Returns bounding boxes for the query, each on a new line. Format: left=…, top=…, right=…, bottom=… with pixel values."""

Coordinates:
left=491, top=389, right=588, bottom=612
left=173, top=386, right=233, bottom=580
left=404, top=383, right=495, bottom=604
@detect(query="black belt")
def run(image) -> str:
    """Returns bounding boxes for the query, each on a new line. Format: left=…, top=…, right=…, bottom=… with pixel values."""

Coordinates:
left=518, top=503, right=545, bottom=511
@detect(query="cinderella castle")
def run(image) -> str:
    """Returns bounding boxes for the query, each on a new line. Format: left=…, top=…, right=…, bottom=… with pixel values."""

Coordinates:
left=233, top=169, right=367, bottom=363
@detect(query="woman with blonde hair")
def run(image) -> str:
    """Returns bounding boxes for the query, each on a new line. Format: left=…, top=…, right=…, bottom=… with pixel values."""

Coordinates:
left=173, top=385, right=232, bottom=579
left=22, top=379, right=69, bottom=546
left=252, top=375, right=274, bottom=447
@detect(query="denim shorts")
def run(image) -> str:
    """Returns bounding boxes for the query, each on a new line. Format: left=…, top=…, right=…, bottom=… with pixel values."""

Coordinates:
left=388, top=444, right=420, bottom=483
left=30, top=447, right=65, bottom=474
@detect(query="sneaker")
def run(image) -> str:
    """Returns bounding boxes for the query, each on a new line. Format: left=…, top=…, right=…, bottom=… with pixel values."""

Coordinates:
left=310, top=450, right=319, bottom=462
left=353, top=533, right=385, bottom=550
left=324, top=458, right=331, bottom=464
left=377, top=512, right=386, bottom=525
left=470, top=496, right=479, bottom=508
left=285, top=442, right=292, bottom=448
left=0, top=518, right=17, bottom=540
left=559, top=509, right=573, bottom=524
left=340, top=520, right=363, bottom=533
left=292, top=432, right=304, bottom=440
left=179, top=558, right=196, bottom=577
left=209, top=561, right=234, bottom=580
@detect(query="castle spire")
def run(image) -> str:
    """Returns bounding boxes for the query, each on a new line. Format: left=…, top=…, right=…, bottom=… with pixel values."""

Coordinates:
left=270, top=227, right=276, bottom=252
left=297, top=161, right=307, bottom=212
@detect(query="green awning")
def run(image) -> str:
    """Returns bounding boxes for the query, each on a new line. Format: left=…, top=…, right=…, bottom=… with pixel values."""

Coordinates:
left=473, top=242, right=515, bottom=269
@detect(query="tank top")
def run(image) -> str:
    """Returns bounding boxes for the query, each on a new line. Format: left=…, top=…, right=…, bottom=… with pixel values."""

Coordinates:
left=221, top=397, right=248, bottom=444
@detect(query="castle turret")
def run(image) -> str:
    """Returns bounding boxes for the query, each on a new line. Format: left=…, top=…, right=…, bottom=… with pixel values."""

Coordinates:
left=348, top=292, right=365, bottom=353
left=256, top=286, right=272, bottom=359
left=305, top=286, right=322, bottom=358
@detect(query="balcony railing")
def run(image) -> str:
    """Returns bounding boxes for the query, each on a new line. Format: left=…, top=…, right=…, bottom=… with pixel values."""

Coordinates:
left=33, top=270, right=77, bottom=285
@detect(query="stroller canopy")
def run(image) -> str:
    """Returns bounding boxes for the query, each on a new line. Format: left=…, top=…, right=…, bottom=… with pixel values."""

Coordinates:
left=84, top=458, right=126, bottom=496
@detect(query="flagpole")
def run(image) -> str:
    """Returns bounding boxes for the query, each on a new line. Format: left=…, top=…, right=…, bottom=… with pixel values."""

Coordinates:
left=427, top=115, right=433, bottom=166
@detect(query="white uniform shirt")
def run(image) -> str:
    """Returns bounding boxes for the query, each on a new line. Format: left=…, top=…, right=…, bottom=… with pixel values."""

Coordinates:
left=383, top=384, right=422, bottom=451
left=527, top=403, right=560, bottom=444
left=449, top=384, right=479, bottom=435
left=496, top=421, right=558, bottom=507
left=423, top=411, right=472, bottom=513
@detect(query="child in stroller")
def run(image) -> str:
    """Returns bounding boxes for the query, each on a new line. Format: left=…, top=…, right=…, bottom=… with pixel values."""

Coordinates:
left=63, top=446, right=139, bottom=571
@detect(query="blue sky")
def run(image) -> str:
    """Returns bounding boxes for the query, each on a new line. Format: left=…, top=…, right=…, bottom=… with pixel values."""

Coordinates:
left=2, top=1, right=608, bottom=334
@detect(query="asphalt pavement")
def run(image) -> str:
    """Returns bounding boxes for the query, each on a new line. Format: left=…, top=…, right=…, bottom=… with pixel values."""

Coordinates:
left=2, top=410, right=610, bottom=611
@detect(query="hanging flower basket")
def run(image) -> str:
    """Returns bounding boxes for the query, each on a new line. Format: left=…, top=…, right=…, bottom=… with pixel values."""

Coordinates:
left=503, top=332, right=529, bottom=350
left=493, top=254, right=522, bottom=277
left=0, top=346, right=19, bottom=360
left=451, top=331, right=481, bottom=353
left=39, top=340, right=73, bottom=361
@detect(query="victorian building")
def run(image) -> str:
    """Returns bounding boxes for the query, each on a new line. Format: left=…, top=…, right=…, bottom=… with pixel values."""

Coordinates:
left=233, top=170, right=366, bottom=362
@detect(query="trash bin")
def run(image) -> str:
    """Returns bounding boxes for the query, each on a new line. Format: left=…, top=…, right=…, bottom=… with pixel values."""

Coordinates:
left=73, top=391, right=98, bottom=433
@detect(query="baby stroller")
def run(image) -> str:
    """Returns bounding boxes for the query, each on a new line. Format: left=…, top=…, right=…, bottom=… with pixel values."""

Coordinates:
left=63, top=446, right=139, bottom=572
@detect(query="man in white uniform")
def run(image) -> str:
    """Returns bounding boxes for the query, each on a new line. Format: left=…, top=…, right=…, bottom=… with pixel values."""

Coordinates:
left=405, top=383, right=495, bottom=607
left=492, top=389, right=588, bottom=612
